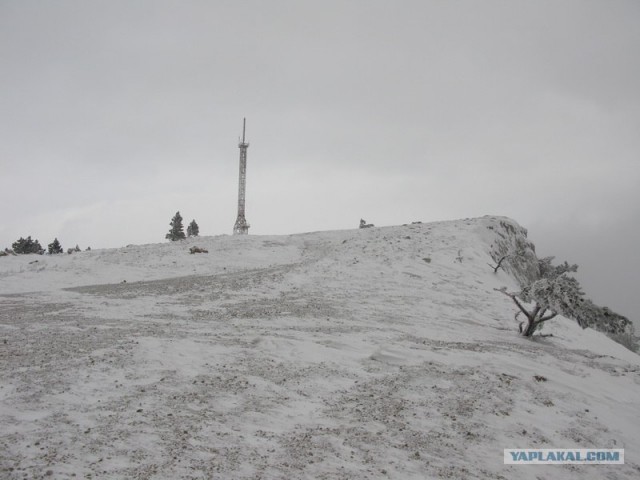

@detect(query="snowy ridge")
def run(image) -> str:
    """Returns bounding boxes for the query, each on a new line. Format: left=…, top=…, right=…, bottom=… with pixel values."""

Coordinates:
left=1, top=216, right=638, bottom=479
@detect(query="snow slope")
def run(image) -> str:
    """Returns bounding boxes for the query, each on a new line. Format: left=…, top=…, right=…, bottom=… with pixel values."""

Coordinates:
left=1, top=216, right=638, bottom=479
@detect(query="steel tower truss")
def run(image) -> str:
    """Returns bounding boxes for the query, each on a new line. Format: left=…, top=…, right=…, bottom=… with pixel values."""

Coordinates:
left=233, top=118, right=250, bottom=235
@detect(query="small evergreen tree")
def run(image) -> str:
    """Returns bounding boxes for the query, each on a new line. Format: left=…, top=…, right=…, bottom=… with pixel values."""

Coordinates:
left=498, top=256, right=631, bottom=337
left=187, top=220, right=199, bottom=237
left=12, top=236, right=44, bottom=255
left=165, top=211, right=186, bottom=241
left=12, top=237, right=27, bottom=254
left=48, top=238, right=63, bottom=254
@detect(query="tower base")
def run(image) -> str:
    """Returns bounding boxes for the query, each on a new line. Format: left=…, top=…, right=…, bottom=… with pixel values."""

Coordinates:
left=233, top=215, right=250, bottom=235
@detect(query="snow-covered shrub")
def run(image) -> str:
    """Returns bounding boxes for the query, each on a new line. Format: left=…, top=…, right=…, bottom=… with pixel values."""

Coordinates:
left=498, top=256, right=631, bottom=337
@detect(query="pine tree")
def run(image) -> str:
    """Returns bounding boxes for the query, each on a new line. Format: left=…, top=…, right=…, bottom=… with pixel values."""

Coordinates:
left=48, top=238, right=63, bottom=254
left=165, top=211, right=186, bottom=241
left=498, top=256, right=631, bottom=337
left=12, top=237, right=27, bottom=254
left=12, top=236, right=44, bottom=255
left=187, top=220, right=199, bottom=237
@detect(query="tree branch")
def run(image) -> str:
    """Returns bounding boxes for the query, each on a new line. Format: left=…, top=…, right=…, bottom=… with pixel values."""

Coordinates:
left=531, top=304, right=541, bottom=320
left=538, top=312, right=557, bottom=323
left=494, top=288, right=533, bottom=320
left=488, top=254, right=510, bottom=273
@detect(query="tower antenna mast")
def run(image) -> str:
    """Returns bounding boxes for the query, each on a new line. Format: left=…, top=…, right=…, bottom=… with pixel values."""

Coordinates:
left=233, top=118, right=250, bottom=235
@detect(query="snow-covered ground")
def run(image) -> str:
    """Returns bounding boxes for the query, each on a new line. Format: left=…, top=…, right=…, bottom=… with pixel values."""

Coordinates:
left=1, top=216, right=638, bottom=479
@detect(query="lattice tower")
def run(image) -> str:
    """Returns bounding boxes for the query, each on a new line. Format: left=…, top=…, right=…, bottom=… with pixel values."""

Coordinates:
left=233, top=118, right=250, bottom=235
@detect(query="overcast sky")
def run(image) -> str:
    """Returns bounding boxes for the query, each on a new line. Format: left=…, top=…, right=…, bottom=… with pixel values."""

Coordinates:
left=1, top=1, right=638, bottom=323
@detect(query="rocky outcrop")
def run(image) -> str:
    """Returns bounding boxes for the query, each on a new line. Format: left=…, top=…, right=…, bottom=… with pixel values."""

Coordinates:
left=482, top=216, right=540, bottom=288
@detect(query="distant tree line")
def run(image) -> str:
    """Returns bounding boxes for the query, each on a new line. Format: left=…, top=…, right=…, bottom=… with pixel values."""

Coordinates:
left=2, top=210, right=203, bottom=257
left=1, top=236, right=90, bottom=256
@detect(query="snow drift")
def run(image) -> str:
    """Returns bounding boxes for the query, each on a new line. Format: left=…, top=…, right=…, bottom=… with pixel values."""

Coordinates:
left=0, top=216, right=638, bottom=479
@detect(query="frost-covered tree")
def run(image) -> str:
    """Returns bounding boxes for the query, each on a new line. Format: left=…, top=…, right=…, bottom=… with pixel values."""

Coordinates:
left=12, top=236, right=44, bottom=255
left=187, top=220, right=199, bottom=237
left=48, top=238, right=63, bottom=254
left=165, top=211, right=186, bottom=241
left=498, top=256, right=631, bottom=337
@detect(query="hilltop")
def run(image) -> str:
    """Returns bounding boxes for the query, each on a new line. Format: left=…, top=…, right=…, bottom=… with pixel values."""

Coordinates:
left=1, top=216, right=638, bottom=479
